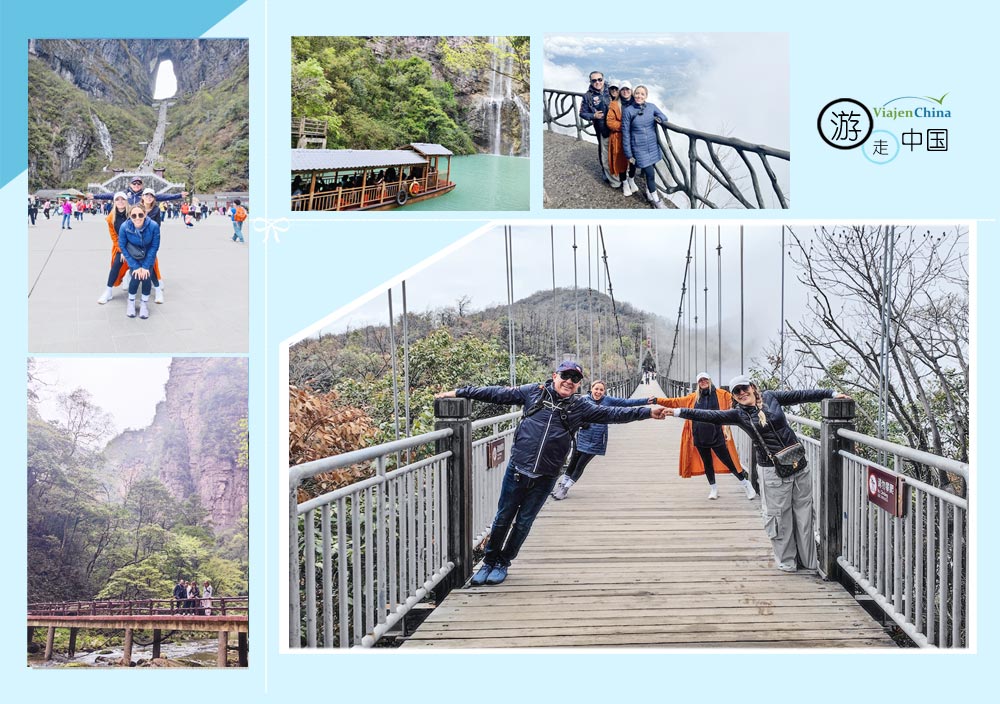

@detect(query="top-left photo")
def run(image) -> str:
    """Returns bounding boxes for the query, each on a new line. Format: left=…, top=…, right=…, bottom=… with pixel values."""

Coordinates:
left=27, top=39, right=249, bottom=354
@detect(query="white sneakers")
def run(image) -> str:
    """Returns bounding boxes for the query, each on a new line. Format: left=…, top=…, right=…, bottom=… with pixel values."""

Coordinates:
left=551, top=476, right=574, bottom=500
left=708, top=484, right=719, bottom=500
left=97, top=289, right=113, bottom=304
left=741, top=478, right=758, bottom=500
left=622, top=179, right=633, bottom=197
left=626, top=176, right=637, bottom=193
left=154, top=286, right=164, bottom=304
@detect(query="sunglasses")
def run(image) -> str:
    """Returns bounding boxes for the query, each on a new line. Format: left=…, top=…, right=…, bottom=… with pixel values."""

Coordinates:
left=732, top=385, right=751, bottom=395
left=559, top=371, right=583, bottom=383
left=130, top=213, right=145, bottom=219
left=590, top=78, right=604, bottom=83
left=131, top=181, right=143, bottom=185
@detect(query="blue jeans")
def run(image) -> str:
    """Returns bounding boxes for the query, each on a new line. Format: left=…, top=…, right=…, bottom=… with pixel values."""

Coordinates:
left=61, top=212, right=71, bottom=228
left=483, top=462, right=558, bottom=568
left=232, top=220, right=244, bottom=242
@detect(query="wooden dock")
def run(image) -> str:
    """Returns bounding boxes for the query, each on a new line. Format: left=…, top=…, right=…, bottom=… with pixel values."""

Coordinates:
left=402, top=384, right=896, bottom=649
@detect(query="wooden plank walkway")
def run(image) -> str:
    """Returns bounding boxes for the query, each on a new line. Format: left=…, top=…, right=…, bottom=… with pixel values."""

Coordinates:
left=402, top=383, right=896, bottom=649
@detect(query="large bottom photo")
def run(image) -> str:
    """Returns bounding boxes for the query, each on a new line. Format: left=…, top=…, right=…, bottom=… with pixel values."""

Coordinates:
left=28, top=356, right=249, bottom=667
left=282, top=222, right=970, bottom=651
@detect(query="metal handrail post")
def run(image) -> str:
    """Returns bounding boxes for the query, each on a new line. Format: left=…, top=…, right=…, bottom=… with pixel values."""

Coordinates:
left=435, top=397, right=473, bottom=595
left=819, top=398, right=855, bottom=580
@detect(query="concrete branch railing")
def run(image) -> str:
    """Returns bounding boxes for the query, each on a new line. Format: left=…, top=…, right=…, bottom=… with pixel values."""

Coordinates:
left=544, top=88, right=789, bottom=209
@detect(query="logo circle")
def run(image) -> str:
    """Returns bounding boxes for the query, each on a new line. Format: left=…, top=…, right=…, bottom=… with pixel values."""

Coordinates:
left=868, top=474, right=878, bottom=496
left=818, top=98, right=874, bottom=150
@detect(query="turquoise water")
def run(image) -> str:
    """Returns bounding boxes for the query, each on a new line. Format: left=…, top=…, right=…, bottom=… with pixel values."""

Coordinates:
left=404, top=154, right=529, bottom=211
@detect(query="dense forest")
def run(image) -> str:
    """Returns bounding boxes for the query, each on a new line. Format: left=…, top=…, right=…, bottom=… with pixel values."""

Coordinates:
left=27, top=359, right=249, bottom=605
left=291, top=36, right=530, bottom=155
left=289, top=287, right=666, bottom=497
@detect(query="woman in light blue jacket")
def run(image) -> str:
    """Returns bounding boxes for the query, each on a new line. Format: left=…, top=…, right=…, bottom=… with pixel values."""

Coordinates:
left=622, top=85, right=669, bottom=209
left=552, top=379, right=653, bottom=500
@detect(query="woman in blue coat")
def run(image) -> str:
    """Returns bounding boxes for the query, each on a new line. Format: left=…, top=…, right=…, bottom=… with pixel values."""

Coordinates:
left=117, top=204, right=161, bottom=319
left=622, top=85, right=669, bottom=209
left=551, top=379, right=653, bottom=500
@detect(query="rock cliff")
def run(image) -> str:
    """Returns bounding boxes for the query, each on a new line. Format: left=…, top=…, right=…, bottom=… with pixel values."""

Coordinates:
left=103, top=358, right=248, bottom=535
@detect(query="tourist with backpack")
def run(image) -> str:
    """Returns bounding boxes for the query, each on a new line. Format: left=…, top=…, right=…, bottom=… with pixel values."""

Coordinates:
left=229, top=199, right=247, bottom=243
left=435, top=361, right=668, bottom=586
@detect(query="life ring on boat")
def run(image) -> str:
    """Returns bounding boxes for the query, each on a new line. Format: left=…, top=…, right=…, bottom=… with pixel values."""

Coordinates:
left=408, top=181, right=421, bottom=196
left=396, top=189, right=409, bottom=206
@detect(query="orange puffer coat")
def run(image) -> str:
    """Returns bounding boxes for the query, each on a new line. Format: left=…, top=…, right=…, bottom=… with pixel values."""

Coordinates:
left=655, top=389, right=742, bottom=478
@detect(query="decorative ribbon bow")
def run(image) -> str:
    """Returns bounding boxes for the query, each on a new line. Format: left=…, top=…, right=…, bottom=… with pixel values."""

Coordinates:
left=251, top=216, right=290, bottom=244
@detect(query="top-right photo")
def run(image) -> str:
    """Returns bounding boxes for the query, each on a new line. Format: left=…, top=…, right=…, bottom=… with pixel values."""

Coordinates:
left=544, top=33, right=789, bottom=210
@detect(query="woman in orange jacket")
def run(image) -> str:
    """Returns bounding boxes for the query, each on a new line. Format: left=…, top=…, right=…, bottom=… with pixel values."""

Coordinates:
left=96, top=192, right=130, bottom=304
left=606, top=80, right=638, bottom=198
left=655, top=372, right=757, bottom=500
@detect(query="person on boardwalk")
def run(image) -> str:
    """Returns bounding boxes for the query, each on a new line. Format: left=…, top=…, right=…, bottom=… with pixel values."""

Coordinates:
left=118, top=204, right=161, bottom=319
left=669, top=375, right=849, bottom=572
left=606, top=80, right=638, bottom=198
left=436, top=361, right=668, bottom=586
left=551, top=378, right=654, bottom=500
left=579, top=71, right=620, bottom=188
left=141, top=189, right=166, bottom=304
left=173, top=579, right=187, bottom=612
left=28, top=195, right=38, bottom=225
left=653, top=373, right=756, bottom=501
left=202, top=581, right=213, bottom=616
left=622, top=85, right=669, bottom=209
left=229, top=199, right=247, bottom=243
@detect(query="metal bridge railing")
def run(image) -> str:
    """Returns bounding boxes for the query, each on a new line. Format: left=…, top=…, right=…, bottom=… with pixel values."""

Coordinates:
left=471, top=411, right=521, bottom=546
left=544, top=88, right=789, bottom=209
left=834, top=429, right=968, bottom=648
left=289, top=431, right=455, bottom=648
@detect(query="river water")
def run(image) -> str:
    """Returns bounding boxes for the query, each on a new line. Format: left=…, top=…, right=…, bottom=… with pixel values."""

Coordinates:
left=28, top=637, right=239, bottom=668
left=404, top=154, right=529, bottom=211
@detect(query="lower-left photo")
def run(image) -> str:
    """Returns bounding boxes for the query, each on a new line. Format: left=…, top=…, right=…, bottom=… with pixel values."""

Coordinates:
left=27, top=356, right=248, bottom=668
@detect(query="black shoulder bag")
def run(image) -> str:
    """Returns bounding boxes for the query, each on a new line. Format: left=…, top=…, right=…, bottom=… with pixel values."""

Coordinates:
left=743, top=410, right=806, bottom=478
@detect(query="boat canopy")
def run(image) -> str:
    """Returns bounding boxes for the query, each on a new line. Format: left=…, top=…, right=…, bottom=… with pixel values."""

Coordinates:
left=291, top=143, right=452, bottom=173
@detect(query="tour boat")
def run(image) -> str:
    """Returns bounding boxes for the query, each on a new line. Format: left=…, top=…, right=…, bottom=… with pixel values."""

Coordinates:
left=291, top=143, right=455, bottom=211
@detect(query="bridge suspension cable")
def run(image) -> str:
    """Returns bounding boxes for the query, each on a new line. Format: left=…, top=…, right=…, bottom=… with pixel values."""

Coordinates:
left=598, top=226, right=632, bottom=375
left=664, top=226, right=696, bottom=380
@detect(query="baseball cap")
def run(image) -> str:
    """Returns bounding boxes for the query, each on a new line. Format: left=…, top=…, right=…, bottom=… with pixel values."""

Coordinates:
left=555, top=360, right=584, bottom=376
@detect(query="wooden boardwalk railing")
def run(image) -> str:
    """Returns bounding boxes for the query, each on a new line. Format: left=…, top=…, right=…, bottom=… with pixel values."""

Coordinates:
left=402, top=383, right=895, bottom=649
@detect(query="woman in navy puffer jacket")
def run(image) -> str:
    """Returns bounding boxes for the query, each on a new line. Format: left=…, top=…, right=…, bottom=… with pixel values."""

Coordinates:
left=622, top=85, right=669, bottom=209
left=551, top=379, right=653, bottom=500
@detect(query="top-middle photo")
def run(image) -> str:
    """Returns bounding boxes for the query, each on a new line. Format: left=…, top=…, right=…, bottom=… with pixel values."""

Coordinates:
left=291, top=36, right=530, bottom=212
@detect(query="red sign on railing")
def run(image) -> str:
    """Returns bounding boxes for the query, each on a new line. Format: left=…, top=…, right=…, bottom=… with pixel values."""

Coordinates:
left=867, top=465, right=905, bottom=517
left=486, top=438, right=506, bottom=469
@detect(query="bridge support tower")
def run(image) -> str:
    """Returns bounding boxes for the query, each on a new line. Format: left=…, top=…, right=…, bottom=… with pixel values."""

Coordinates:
left=818, top=398, right=856, bottom=580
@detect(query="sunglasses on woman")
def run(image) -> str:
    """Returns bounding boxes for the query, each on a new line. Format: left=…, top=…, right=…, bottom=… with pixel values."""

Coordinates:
left=559, top=371, right=583, bottom=383
left=732, top=385, right=751, bottom=395
left=130, top=212, right=145, bottom=219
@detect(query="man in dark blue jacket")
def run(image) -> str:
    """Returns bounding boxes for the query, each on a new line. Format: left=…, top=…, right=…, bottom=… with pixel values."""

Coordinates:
left=579, top=71, right=619, bottom=188
left=436, top=361, right=667, bottom=585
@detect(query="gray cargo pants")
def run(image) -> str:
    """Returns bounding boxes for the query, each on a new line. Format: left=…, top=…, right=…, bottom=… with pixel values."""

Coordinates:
left=759, top=464, right=817, bottom=571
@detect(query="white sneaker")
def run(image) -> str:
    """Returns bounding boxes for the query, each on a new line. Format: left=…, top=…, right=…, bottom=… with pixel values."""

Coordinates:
left=742, top=478, right=757, bottom=500
left=777, top=561, right=797, bottom=573
left=622, top=179, right=633, bottom=197
left=708, top=484, right=718, bottom=500
left=154, top=286, right=164, bottom=304
left=650, top=192, right=667, bottom=209
left=628, top=177, right=638, bottom=192
left=121, top=270, right=132, bottom=291
left=551, top=484, right=568, bottom=500
left=97, top=289, right=113, bottom=304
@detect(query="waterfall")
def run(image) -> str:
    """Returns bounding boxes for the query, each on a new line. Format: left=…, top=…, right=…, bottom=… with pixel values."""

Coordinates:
left=90, top=111, right=113, bottom=163
left=482, top=37, right=529, bottom=156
